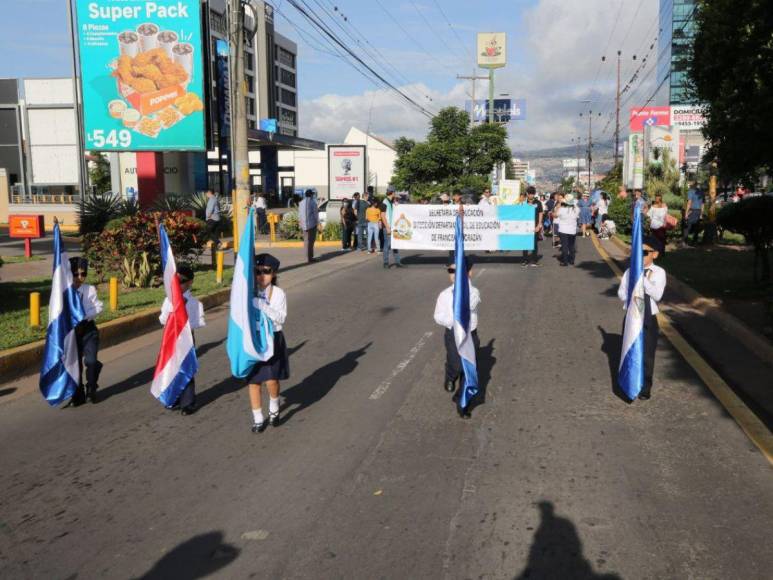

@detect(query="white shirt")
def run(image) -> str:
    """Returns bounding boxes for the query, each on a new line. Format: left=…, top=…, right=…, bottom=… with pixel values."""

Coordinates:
left=434, top=283, right=481, bottom=331
left=596, top=199, right=609, bottom=215
left=159, top=290, right=205, bottom=329
left=252, top=284, right=287, bottom=332
left=618, top=264, right=666, bottom=315
left=77, top=284, right=103, bottom=321
left=253, top=196, right=267, bottom=210
left=647, top=205, right=668, bottom=229
left=298, top=197, right=319, bottom=231
left=478, top=195, right=496, bottom=206
left=556, top=206, right=579, bottom=235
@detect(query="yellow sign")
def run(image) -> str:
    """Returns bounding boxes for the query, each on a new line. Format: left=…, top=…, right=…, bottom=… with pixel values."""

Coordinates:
left=477, top=32, right=506, bottom=69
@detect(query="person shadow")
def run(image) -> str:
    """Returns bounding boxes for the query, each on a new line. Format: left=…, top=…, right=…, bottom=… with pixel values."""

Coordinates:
left=597, top=325, right=632, bottom=404
left=137, top=531, right=239, bottom=579
left=515, top=501, right=622, bottom=580
left=468, top=338, right=496, bottom=413
left=279, top=342, right=372, bottom=425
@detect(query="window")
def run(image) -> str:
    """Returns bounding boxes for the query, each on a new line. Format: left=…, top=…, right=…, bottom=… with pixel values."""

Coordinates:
left=278, top=47, right=296, bottom=68
left=245, top=54, right=253, bottom=72
left=246, top=75, right=254, bottom=93
left=248, top=119, right=256, bottom=130
left=281, top=88, right=296, bottom=107
left=279, top=108, right=296, bottom=126
left=280, top=69, right=295, bottom=87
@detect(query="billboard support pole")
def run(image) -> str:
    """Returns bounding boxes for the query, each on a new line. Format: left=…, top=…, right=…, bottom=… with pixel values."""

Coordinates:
left=457, top=70, right=486, bottom=125
left=488, top=69, right=495, bottom=124
left=229, top=0, right=251, bottom=243
left=67, top=0, right=89, bottom=202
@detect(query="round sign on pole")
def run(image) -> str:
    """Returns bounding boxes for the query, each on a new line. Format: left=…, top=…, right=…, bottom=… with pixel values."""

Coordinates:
left=477, top=32, right=507, bottom=69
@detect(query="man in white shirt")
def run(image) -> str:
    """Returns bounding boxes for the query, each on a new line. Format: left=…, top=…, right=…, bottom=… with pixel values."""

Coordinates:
left=617, top=236, right=667, bottom=400
left=434, top=260, right=481, bottom=417
left=69, top=257, right=104, bottom=405
left=478, top=188, right=496, bottom=206
left=159, top=265, right=205, bottom=414
left=297, top=189, right=319, bottom=263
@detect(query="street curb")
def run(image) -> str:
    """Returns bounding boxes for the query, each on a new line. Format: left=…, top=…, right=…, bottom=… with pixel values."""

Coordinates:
left=606, top=235, right=773, bottom=363
left=0, top=287, right=231, bottom=385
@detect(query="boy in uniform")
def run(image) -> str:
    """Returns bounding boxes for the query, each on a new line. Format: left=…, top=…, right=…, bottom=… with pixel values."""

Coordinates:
left=69, top=257, right=103, bottom=406
left=433, top=259, right=481, bottom=418
left=159, top=264, right=205, bottom=415
left=617, top=236, right=666, bottom=400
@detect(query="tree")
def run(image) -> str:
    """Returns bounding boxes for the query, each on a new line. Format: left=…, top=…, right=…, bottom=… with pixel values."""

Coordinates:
left=391, top=107, right=512, bottom=198
left=688, top=0, right=773, bottom=184
left=717, top=196, right=773, bottom=282
left=88, top=152, right=112, bottom=194
left=559, top=175, right=575, bottom=194
left=597, top=161, right=622, bottom=195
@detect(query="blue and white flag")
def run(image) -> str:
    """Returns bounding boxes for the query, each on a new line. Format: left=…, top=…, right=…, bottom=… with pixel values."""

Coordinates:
left=618, top=202, right=645, bottom=400
left=39, top=223, right=85, bottom=406
left=226, top=208, right=274, bottom=378
left=453, top=214, right=479, bottom=409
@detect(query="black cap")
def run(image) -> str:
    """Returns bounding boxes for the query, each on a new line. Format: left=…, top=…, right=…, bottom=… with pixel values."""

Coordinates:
left=255, top=253, right=280, bottom=271
left=642, top=235, right=665, bottom=255
left=69, top=257, right=88, bottom=273
left=177, top=264, right=194, bottom=281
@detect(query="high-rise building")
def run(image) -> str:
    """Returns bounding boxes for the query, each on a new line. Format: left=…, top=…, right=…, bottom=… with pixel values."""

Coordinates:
left=656, top=0, right=698, bottom=106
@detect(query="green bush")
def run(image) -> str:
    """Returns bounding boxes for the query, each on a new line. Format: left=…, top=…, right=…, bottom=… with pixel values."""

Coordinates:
left=607, top=195, right=633, bottom=234
left=662, top=193, right=685, bottom=211
left=279, top=210, right=301, bottom=240
left=717, top=196, right=773, bottom=282
left=322, top=221, right=342, bottom=241
left=79, top=191, right=124, bottom=235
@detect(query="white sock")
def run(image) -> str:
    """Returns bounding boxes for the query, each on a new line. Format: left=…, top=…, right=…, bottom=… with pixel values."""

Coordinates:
left=252, top=409, right=264, bottom=424
left=269, top=397, right=280, bottom=415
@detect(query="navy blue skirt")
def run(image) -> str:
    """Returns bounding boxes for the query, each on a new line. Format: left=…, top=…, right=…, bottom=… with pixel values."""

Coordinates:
left=246, top=331, right=290, bottom=383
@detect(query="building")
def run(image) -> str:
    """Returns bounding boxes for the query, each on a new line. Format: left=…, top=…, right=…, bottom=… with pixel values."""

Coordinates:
left=656, top=0, right=698, bottom=106
left=511, top=159, right=530, bottom=182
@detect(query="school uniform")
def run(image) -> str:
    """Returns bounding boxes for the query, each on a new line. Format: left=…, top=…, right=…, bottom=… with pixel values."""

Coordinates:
left=618, top=264, right=666, bottom=398
left=159, top=290, right=205, bottom=409
left=247, top=284, right=290, bottom=383
left=70, top=283, right=103, bottom=404
left=434, top=282, right=481, bottom=392
left=556, top=205, right=579, bottom=265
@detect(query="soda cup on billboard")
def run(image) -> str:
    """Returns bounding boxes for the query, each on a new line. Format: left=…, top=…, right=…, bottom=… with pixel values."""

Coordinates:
left=157, top=30, right=179, bottom=59
left=118, top=31, right=140, bottom=57
left=172, top=42, right=194, bottom=79
left=137, top=23, right=160, bottom=51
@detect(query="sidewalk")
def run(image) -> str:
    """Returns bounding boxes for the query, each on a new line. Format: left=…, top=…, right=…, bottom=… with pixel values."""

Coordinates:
left=598, top=236, right=773, bottom=427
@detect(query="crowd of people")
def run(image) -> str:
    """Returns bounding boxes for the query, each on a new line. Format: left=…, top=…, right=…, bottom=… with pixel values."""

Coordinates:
left=339, top=185, right=403, bottom=268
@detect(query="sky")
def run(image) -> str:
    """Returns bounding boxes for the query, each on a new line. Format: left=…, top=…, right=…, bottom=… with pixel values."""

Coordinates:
left=0, top=0, right=660, bottom=152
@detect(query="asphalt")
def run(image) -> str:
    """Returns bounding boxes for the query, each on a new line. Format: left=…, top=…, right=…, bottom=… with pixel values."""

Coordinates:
left=1, top=238, right=771, bottom=579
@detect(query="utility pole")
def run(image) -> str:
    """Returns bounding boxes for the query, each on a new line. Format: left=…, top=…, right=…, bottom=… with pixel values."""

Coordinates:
left=457, top=70, right=487, bottom=124
left=615, top=50, right=621, bottom=166
left=488, top=69, right=495, bottom=123
left=580, top=106, right=602, bottom=191
left=229, top=0, right=251, bottom=247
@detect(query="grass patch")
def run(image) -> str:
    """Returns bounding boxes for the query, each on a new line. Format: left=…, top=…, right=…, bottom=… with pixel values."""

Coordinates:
left=0, top=255, right=45, bottom=264
left=0, top=265, right=233, bottom=351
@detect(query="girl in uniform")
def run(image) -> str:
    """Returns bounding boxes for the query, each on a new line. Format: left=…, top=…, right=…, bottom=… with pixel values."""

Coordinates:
left=247, top=254, right=289, bottom=433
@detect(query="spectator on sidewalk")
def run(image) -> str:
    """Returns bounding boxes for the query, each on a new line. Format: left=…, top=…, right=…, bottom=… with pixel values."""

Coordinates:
left=253, top=193, right=268, bottom=235
left=522, top=186, right=544, bottom=267
left=556, top=194, right=579, bottom=266
left=381, top=187, right=403, bottom=269
left=340, top=198, right=356, bottom=250
left=366, top=201, right=381, bottom=253
left=647, top=194, right=669, bottom=253
left=205, top=190, right=222, bottom=248
left=158, top=264, right=204, bottom=415
left=298, top=189, right=319, bottom=263
left=478, top=188, right=496, bottom=206
left=353, top=192, right=369, bottom=251
left=578, top=192, right=593, bottom=238
left=683, top=182, right=705, bottom=245
left=594, top=192, right=610, bottom=233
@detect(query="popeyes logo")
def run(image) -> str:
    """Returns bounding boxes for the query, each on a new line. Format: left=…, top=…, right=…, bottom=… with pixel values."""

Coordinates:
left=9, top=214, right=45, bottom=238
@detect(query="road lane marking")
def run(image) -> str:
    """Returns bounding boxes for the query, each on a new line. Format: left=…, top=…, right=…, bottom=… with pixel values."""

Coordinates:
left=369, top=331, right=433, bottom=400
left=591, top=233, right=773, bottom=465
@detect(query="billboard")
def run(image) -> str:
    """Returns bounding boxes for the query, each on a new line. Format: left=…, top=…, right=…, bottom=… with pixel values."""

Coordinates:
left=498, top=179, right=521, bottom=205
left=629, top=134, right=645, bottom=189
left=465, top=99, right=526, bottom=123
left=562, top=158, right=586, bottom=169
left=74, top=0, right=206, bottom=151
left=477, top=33, right=506, bottom=69
left=328, top=145, right=366, bottom=200
left=670, top=105, right=706, bottom=130
left=646, top=125, right=680, bottom=164
left=629, top=106, right=670, bottom=132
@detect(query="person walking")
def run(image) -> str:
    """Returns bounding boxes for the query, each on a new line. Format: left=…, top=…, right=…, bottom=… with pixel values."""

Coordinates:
left=253, top=193, right=268, bottom=235
left=340, top=198, right=356, bottom=250
left=158, top=264, right=204, bottom=415
left=205, top=190, right=222, bottom=248
left=352, top=192, right=368, bottom=251
left=298, top=189, right=319, bottom=263
left=69, top=257, right=104, bottom=406
left=647, top=194, right=669, bottom=253
left=594, top=192, right=610, bottom=233
left=578, top=192, right=593, bottom=237
left=522, top=186, right=544, bottom=267
left=683, top=182, right=705, bottom=245
left=381, top=187, right=403, bottom=268
left=556, top=194, right=579, bottom=266
left=248, top=254, right=289, bottom=433
left=366, top=201, right=381, bottom=253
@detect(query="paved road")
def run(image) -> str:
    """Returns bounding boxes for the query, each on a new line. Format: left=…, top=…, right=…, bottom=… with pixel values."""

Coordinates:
left=1, top=238, right=771, bottom=579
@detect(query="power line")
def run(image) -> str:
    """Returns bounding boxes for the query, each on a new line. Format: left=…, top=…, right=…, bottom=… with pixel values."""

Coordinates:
left=430, top=0, right=473, bottom=63
left=409, top=1, right=467, bottom=67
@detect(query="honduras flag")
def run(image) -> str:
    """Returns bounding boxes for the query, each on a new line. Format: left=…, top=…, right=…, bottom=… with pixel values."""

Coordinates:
left=227, top=208, right=274, bottom=378
left=150, top=224, right=199, bottom=407
left=618, top=201, right=645, bottom=400
left=453, top=214, right=479, bottom=409
left=39, top=223, right=86, bottom=406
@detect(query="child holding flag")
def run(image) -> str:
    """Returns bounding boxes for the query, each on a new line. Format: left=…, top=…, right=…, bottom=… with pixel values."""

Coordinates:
left=69, top=257, right=103, bottom=406
left=158, top=264, right=205, bottom=415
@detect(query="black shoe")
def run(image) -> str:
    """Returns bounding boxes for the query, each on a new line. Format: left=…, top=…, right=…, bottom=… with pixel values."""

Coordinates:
left=444, top=379, right=455, bottom=392
left=452, top=391, right=460, bottom=403
left=457, top=406, right=471, bottom=419
left=268, top=411, right=280, bottom=427
left=86, top=384, right=98, bottom=404
left=181, top=404, right=197, bottom=416
left=638, top=392, right=651, bottom=400
left=251, top=421, right=267, bottom=433
left=559, top=262, right=567, bottom=267
left=69, top=387, right=86, bottom=407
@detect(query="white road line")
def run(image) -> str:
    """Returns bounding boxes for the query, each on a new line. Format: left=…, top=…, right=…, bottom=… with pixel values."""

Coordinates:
left=369, top=331, right=434, bottom=400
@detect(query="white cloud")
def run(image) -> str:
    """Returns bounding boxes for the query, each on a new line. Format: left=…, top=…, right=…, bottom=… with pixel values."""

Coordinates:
left=299, top=0, right=660, bottom=151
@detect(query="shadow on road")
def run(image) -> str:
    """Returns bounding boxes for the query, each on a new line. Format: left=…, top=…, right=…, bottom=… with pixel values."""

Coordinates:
left=469, top=338, right=496, bottom=413
left=597, top=325, right=632, bottom=405
left=514, top=501, right=622, bottom=580
left=137, top=531, right=239, bottom=579
left=401, top=252, right=525, bottom=267
left=279, top=342, right=372, bottom=425
left=0, top=387, right=17, bottom=397
left=575, top=260, right=617, bottom=279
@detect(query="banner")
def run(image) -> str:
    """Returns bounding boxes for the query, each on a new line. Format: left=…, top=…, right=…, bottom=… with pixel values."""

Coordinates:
left=215, top=39, right=231, bottom=192
left=477, top=32, right=506, bottom=69
left=670, top=105, right=706, bottom=130
left=328, top=145, right=366, bottom=200
left=75, top=0, right=206, bottom=151
left=630, top=134, right=644, bottom=189
left=646, top=125, right=680, bottom=164
left=629, top=106, right=670, bottom=132
left=390, top=204, right=534, bottom=251
left=498, top=179, right=521, bottom=205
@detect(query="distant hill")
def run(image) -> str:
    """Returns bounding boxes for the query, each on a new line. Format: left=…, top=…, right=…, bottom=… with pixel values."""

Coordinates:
left=514, top=141, right=616, bottom=187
